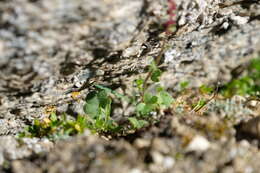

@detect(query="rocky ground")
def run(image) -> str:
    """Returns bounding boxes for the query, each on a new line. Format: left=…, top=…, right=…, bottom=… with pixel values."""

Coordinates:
left=0, top=0, right=260, bottom=172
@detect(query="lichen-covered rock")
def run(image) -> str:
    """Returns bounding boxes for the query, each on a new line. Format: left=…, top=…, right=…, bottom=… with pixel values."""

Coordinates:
left=0, top=0, right=146, bottom=134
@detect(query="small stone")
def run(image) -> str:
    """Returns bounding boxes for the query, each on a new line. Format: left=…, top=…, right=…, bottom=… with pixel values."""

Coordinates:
left=122, top=46, right=139, bottom=58
left=233, top=95, right=246, bottom=102
left=178, top=16, right=186, bottom=26
left=134, top=139, right=151, bottom=148
left=230, top=15, right=249, bottom=25
left=248, top=100, right=259, bottom=107
left=240, top=140, right=250, bottom=148
left=151, top=151, right=164, bottom=165
left=78, top=69, right=91, bottom=80
left=164, top=49, right=180, bottom=63
left=221, top=22, right=229, bottom=30
left=130, top=168, right=142, bottom=173
left=152, top=138, right=170, bottom=154
left=163, top=156, right=175, bottom=169
left=187, top=135, right=210, bottom=152
left=96, top=69, right=105, bottom=76
left=74, top=81, right=84, bottom=88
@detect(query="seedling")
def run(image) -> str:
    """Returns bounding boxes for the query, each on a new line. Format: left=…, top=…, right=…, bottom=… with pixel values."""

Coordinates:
left=125, top=59, right=174, bottom=128
left=83, top=89, right=120, bottom=133
left=86, top=60, right=174, bottom=130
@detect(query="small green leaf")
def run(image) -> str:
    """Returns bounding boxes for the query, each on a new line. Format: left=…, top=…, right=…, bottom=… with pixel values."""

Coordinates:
left=104, top=98, right=112, bottom=120
left=94, top=84, right=112, bottom=93
left=148, top=60, right=162, bottom=82
left=250, top=58, right=260, bottom=71
left=128, top=117, right=148, bottom=129
left=180, top=81, right=189, bottom=90
left=151, top=69, right=162, bottom=82
left=97, top=90, right=111, bottom=109
left=50, top=113, right=57, bottom=122
left=157, top=90, right=174, bottom=107
left=135, top=78, right=144, bottom=91
left=34, top=119, right=40, bottom=126
left=156, top=86, right=164, bottom=92
left=136, top=103, right=146, bottom=113
left=94, top=84, right=129, bottom=101
left=150, top=96, right=158, bottom=104
left=84, top=91, right=100, bottom=118
left=199, top=85, right=213, bottom=94
left=135, top=79, right=144, bottom=87
left=144, top=92, right=158, bottom=104
left=61, top=113, right=67, bottom=121
left=136, top=103, right=155, bottom=116
left=150, top=60, right=157, bottom=70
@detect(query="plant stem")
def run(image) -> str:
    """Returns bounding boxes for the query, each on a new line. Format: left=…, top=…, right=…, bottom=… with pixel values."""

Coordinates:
left=141, top=37, right=168, bottom=100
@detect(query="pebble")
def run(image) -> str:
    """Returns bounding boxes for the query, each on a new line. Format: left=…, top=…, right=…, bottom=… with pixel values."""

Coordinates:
left=134, top=138, right=151, bottom=148
left=163, top=156, right=175, bottom=169
left=187, top=135, right=210, bottom=152
left=230, top=15, right=249, bottom=26
left=151, top=151, right=164, bottom=165
left=130, top=168, right=142, bottom=173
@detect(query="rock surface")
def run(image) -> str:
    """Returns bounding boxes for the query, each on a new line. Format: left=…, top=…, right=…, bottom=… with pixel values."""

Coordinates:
left=0, top=0, right=260, bottom=172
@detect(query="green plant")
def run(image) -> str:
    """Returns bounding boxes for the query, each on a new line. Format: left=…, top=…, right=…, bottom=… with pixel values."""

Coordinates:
left=126, top=60, right=174, bottom=127
left=19, top=59, right=174, bottom=139
left=19, top=1, right=177, bottom=138
left=221, top=57, right=260, bottom=97
left=88, top=61, right=173, bottom=130
left=199, top=85, right=214, bottom=94
left=128, top=117, right=148, bottom=129
left=83, top=89, right=120, bottom=133
left=19, top=113, right=90, bottom=140
left=82, top=58, right=174, bottom=131
left=135, top=85, right=174, bottom=117
left=179, top=81, right=189, bottom=91
left=19, top=89, right=120, bottom=139
left=83, top=0, right=177, bottom=131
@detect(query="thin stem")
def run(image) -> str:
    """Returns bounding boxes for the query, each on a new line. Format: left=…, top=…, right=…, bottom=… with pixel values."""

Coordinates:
left=141, top=37, right=168, bottom=100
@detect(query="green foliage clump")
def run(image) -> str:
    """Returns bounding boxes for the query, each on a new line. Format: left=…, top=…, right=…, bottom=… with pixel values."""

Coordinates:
left=83, top=89, right=120, bottom=133
left=135, top=86, right=173, bottom=116
left=19, top=60, right=174, bottom=139
left=127, top=60, right=174, bottom=128
left=20, top=89, right=121, bottom=139
left=19, top=113, right=90, bottom=140
left=221, top=58, right=260, bottom=97
left=128, top=117, right=148, bottom=129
